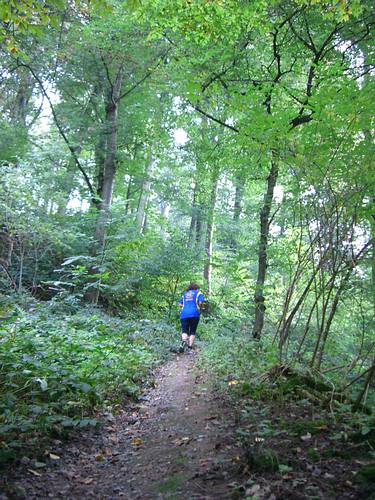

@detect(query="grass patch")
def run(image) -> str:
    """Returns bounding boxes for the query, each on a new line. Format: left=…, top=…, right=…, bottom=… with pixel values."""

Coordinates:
left=158, top=473, right=185, bottom=494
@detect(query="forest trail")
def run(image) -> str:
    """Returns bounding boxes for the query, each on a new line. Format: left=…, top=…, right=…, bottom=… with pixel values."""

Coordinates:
left=7, top=352, right=240, bottom=499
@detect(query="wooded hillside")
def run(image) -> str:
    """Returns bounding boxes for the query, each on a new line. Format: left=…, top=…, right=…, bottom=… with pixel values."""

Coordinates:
left=0, top=0, right=374, bottom=496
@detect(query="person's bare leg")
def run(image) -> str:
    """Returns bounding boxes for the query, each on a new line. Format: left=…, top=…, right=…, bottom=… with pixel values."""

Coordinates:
left=179, top=333, right=188, bottom=352
left=188, top=335, right=195, bottom=348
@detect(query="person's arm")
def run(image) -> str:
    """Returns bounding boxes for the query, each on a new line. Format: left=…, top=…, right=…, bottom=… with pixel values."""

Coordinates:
left=198, top=292, right=204, bottom=310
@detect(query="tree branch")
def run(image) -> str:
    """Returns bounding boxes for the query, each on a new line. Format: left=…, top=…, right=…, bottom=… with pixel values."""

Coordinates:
left=119, top=48, right=171, bottom=101
left=19, top=62, right=96, bottom=199
left=189, top=102, right=239, bottom=133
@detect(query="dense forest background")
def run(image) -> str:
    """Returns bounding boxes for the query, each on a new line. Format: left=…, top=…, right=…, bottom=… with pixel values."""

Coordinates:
left=0, top=0, right=374, bottom=476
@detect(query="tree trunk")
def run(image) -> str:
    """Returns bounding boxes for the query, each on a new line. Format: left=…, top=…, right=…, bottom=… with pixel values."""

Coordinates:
left=372, top=213, right=375, bottom=317
left=136, top=149, right=153, bottom=234
left=203, top=168, right=219, bottom=297
left=94, top=130, right=107, bottom=205
left=12, top=66, right=34, bottom=126
left=314, top=241, right=372, bottom=369
left=352, top=357, right=375, bottom=412
left=124, top=176, right=133, bottom=216
left=231, top=174, right=244, bottom=249
left=18, top=241, right=25, bottom=293
left=361, top=45, right=375, bottom=318
left=195, top=209, right=204, bottom=247
left=234, top=177, right=243, bottom=222
left=189, top=183, right=198, bottom=243
left=252, top=159, right=278, bottom=339
left=189, top=181, right=205, bottom=248
left=85, top=70, right=123, bottom=304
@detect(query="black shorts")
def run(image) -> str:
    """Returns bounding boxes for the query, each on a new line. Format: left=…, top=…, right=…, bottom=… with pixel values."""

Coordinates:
left=181, top=317, right=200, bottom=335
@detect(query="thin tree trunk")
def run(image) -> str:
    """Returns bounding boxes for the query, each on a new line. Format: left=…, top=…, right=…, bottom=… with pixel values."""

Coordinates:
left=124, top=176, right=133, bottom=216
left=372, top=214, right=375, bottom=316
left=189, top=184, right=204, bottom=247
left=315, top=242, right=372, bottom=369
left=18, top=242, right=25, bottom=293
left=189, top=183, right=198, bottom=243
left=279, top=271, right=319, bottom=349
left=196, top=210, right=204, bottom=247
left=194, top=113, right=208, bottom=248
left=85, top=70, right=123, bottom=304
left=136, top=149, right=153, bottom=233
left=12, top=66, right=34, bottom=126
left=168, top=277, right=180, bottom=320
left=95, top=130, right=107, bottom=205
left=93, top=108, right=119, bottom=251
left=203, top=168, right=219, bottom=297
left=352, top=357, right=375, bottom=412
left=361, top=47, right=375, bottom=318
left=252, top=159, right=278, bottom=339
left=0, top=229, right=16, bottom=289
left=231, top=174, right=244, bottom=249
left=233, top=176, right=243, bottom=223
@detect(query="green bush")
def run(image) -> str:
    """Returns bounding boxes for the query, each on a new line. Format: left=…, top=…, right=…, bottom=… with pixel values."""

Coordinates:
left=0, top=300, right=176, bottom=459
left=198, top=325, right=279, bottom=396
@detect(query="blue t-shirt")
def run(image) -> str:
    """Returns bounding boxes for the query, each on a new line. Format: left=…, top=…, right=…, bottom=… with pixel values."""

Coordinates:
left=179, top=289, right=204, bottom=319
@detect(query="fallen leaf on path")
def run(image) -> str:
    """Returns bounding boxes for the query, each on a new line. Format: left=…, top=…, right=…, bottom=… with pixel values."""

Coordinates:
left=28, top=469, right=42, bottom=477
left=246, top=484, right=261, bottom=496
left=174, top=437, right=191, bottom=446
left=282, top=473, right=294, bottom=480
left=131, top=437, right=143, bottom=446
left=301, top=432, right=312, bottom=441
left=34, top=461, right=46, bottom=468
left=81, top=478, right=94, bottom=485
left=204, top=415, right=218, bottom=421
left=49, top=453, right=60, bottom=460
left=95, top=454, right=104, bottom=461
left=324, top=473, right=334, bottom=479
left=199, top=459, right=211, bottom=466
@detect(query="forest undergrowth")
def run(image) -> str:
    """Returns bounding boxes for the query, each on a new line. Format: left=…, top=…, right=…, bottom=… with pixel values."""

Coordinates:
left=199, top=324, right=375, bottom=498
left=0, top=294, right=175, bottom=464
left=1, top=296, right=375, bottom=498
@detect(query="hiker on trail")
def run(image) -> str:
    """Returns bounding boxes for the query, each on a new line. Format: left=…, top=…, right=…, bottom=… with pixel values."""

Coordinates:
left=178, top=282, right=204, bottom=353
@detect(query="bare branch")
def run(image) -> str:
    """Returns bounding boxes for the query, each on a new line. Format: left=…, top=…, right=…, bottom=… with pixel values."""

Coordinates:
left=19, top=62, right=96, bottom=199
left=119, top=48, right=171, bottom=101
left=189, top=102, right=239, bottom=133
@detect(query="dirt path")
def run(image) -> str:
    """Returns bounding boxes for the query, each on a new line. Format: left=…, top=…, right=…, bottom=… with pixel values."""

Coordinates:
left=4, top=353, right=240, bottom=499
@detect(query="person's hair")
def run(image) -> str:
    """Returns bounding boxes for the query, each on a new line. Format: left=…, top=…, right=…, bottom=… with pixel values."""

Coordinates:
left=186, top=282, right=199, bottom=291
